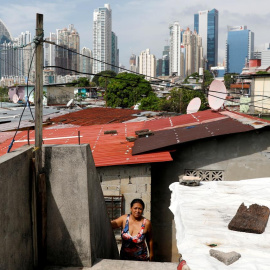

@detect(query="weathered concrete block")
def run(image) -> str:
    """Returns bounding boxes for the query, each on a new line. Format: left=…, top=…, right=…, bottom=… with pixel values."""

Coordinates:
left=209, top=249, right=241, bottom=265
left=134, top=176, right=151, bottom=185
left=121, top=177, right=132, bottom=185
left=102, top=189, right=120, bottom=196
left=137, top=184, right=148, bottom=193
left=0, top=146, right=33, bottom=270
left=44, top=144, right=119, bottom=267
left=121, top=184, right=137, bottom=193
left=228, top=203, right=270, bottom=234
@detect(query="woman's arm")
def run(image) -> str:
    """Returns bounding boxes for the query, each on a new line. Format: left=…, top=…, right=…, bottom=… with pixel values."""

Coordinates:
left=111, top=215, right=125, bottom=229
left=146, top=220, right=154, bottom=261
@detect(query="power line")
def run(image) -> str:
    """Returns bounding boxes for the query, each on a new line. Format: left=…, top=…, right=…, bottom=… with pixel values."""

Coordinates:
left=43, top=40, right=167, bottom=83
left=44, top=65, right=165, bottom=86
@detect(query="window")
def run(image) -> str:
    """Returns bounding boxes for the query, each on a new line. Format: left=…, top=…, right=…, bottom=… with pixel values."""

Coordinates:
left=184, top=169, right=224, bottom=181
left=104, top=195, right=124, bottom=236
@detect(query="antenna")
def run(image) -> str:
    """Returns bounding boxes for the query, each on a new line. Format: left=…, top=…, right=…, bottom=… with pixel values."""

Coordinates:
left=12, top=94, right=19, bottom=104
left=186, top=97, right=201, bottom=114
left=208, top=80, right=227, bottom=111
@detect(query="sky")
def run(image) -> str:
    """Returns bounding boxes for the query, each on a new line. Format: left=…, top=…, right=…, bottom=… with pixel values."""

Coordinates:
left=0, top=0, right=270, bottom=69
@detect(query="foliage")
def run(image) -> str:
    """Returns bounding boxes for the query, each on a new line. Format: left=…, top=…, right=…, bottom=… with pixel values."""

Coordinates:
left=203, top=70, right=214, bottom=89
left=139, top=94, right=161, bottom=111
left=70, top=77, right=90, bottom=87
left=256, top=71, right=269, bottom=75
left=92, top=70, right=117, bottom=86
left=0, top=86, right=9, bottom=102
left=160, top=87, right=208, bottom=114
left=224, top=73, right=238, bottom=89
left=106, top=72, right=153, bottom=108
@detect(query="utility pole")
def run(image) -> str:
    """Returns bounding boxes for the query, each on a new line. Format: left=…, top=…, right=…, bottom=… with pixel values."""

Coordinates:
left=33, top=13, right=44, bottom=269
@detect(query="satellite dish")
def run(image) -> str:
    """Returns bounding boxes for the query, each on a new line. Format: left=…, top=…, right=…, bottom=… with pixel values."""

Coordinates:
left=13, top=94, right=19, bottom=104
left=208, top=80, right=227, bottom=111
left=187, top=97, right=201, bottom=114
left=67, top=99, right=74, bottom=107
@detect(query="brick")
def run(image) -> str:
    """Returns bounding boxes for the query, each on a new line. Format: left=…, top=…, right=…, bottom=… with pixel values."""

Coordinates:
left=228, top=203, right=270, bottom=234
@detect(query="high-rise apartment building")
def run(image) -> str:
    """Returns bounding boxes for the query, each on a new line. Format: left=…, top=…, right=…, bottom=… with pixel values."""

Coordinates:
left=169, top=22, right=183, bottom=76
left=225, top=26, right=254, bottom=73
left=80, top=47, right=92, bottom=78
left=139, top=49, right=156, bottom=80
left=55, top=24, right=80, bottom=76
left=44, top=33, right=57, bottom=68
left=182, top=27, right=203, bottom=76
left=194, top=9, right=218, bottom=69
left=93, top=4, right=112, bottom=74
left=111, top=31, right=119, bottom=73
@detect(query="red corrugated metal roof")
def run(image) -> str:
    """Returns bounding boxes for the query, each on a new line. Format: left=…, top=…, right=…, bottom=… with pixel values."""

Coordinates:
left=0, top=122, right=172, bottom=167
left=132, top=110, right=270, bottom=155
left=140, top=110, right=227, bottom=131
left=51, top=107, right=143, bottom=126
left=132, top=117, right=255, bottom=155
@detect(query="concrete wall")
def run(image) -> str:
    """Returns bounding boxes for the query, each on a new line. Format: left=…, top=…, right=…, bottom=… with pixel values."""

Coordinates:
left=151, top=130, right=270, bottom=262
left=43, top=144, right=119, bottom=267
left=97, top=164, right=151, bottom=219
left=47, top=86, right=74, bottom=105
left=0, top=145, right=33, bottom=270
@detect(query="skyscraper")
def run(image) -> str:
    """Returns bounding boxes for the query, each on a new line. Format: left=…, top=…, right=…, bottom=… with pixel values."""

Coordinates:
left=93, top=4, right=112, bottom=74
left=194, top=9, right=218, bottom=69
left=182, top=28, right=203, bottom=76
left=55, top=24, right=80, bottom=76
left=139, top=49, right=156, bottom=80
left=80, top=47, right=92, bottom=77
left=111, top=31, right=119, bottom=73
left=225, top=26, right=254, bottom=74
left=169, top=22, right=182, bottom=76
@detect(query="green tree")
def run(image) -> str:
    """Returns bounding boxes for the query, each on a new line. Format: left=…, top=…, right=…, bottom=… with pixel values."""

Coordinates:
left=70, top=77, right=90, bottom=87
left=224, top=73, right=238, bottom=89
left=0, top=86, right=8, bottom=102
left=203, top=70, right=214, bottom=89
left=106, top=72, right=153, bottom=108
left=139, top=94, right=161, bottom=111
left=92, top=70, right=117, bottom=86
left=160, top=87, right=208, bottom=114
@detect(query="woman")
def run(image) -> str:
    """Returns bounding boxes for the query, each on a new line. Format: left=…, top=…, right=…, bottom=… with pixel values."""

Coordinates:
left=111, top=198, right=153, bottom=261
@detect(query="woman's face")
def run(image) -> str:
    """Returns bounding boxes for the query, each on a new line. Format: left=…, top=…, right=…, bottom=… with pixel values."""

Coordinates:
left=130, top=203, right=144, bottom=218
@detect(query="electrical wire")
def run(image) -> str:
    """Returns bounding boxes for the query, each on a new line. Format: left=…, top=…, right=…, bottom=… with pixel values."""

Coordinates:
left=7, top=88, right=35, bottom=153
left=43, top=40, right=167, bottom=83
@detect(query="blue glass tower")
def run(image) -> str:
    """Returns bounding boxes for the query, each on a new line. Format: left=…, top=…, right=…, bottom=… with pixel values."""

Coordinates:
left=194, top=9, right=218, bottom=70
left=226, top=26, right=254, bottom=74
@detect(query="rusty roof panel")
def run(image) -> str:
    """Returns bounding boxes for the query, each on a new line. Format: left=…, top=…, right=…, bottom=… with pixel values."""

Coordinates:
left=0, top=121, right=173, bottom=167
left=132, top=118, right=255, bottom=155
left=51, top=107, right=142, bottom=126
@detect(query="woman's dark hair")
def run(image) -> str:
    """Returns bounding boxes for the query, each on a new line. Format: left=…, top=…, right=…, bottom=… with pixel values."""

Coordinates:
left=130, top=198, right=145, bottom=210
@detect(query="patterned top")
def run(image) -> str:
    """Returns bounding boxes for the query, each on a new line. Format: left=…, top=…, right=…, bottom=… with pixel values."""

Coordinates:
left=120, top=214, right=148, bottom=261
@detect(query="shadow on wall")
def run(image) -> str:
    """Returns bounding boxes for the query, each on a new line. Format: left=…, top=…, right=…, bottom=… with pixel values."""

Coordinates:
left=46, top=180, right=84, bottom=267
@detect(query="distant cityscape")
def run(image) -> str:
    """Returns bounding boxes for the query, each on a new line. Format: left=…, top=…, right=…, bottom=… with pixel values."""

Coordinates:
left=0, top=3, right=270, bottom=87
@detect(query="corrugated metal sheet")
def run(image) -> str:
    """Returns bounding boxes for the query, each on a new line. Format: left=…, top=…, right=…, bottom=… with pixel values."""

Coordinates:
left=0, top=121, right=172, bottom=167
left=132, top=113, right=264, bottom=155
left=140, top=110, right=228, bottom=131
left=51, top=107, right=143, bottom=126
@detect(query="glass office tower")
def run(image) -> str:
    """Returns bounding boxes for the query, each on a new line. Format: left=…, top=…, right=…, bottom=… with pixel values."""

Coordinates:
left=194, top=9, right=218, bottom=69
left=226, top=26, right=254, bottom=74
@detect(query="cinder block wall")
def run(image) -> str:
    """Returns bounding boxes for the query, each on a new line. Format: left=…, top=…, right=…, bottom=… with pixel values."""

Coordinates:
left=44, top=144, right=119, bottom=267
left=0, top=145, right=33, bottom=270
left=97, top=164, right=151, bottom=219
